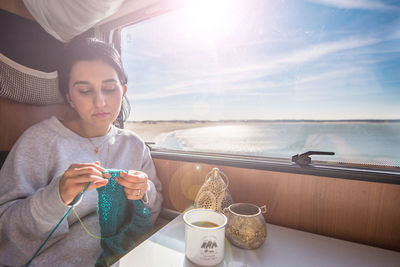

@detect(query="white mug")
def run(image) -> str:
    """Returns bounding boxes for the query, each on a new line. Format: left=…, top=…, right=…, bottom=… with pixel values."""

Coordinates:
left=183, top=209, right=227, bottom=266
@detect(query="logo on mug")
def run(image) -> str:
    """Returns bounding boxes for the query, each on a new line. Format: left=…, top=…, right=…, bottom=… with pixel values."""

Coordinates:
left=200, top=236, right=218, bottom=258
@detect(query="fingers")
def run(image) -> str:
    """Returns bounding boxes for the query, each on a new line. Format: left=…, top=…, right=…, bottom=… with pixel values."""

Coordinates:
left=65, top=163, right=107, bottom=179
left=61, top=164, right=149, bottom=203
left=60, top=162, right=109, bottom=204
left=93, top=161, right=111, bottom=178
left=88, top=179, right=109, bottom=190
left=117, top=171, right=149, bottom=200
left=118, top=171, right=147, bottom=187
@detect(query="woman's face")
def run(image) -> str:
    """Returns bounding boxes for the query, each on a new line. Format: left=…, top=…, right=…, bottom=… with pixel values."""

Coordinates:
left=67, top=59, right=127, bottom=134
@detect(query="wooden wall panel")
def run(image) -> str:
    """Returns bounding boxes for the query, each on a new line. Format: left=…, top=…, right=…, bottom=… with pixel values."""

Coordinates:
left=153, top=158, right=400, bottom=252
left=0, top=98, right=74, bottom=150
left=0, top=0, right=34, bottom=20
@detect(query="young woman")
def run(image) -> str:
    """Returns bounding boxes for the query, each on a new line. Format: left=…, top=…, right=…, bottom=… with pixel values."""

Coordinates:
left=0, top=38, right=163, bottom=266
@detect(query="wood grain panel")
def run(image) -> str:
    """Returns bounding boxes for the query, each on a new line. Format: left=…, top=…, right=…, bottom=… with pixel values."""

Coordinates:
left=0, top=98, right=74, bottom=150
left=153, top=158, right=400, bottom=252
left=0, top=0, right=34, bottom=20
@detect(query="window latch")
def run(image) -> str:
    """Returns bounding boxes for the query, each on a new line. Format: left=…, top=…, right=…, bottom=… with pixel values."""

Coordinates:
left=145, top=142, right=155, bottom=151
left=292, top=151, right=334, bottom=166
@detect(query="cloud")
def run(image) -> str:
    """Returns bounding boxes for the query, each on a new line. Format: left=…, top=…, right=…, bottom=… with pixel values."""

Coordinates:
left=130, top=66, right=373, bottom=100
left=307, top=0, right=400, bottom=11
left=223, top=35, right=381, bottom=77
left=130, top=34, right=384, bottom=100
left=214, top=66, right=381, bottom=97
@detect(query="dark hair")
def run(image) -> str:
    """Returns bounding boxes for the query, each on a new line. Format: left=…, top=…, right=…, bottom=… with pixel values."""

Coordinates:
left=58, top=37, right=130, bottom=124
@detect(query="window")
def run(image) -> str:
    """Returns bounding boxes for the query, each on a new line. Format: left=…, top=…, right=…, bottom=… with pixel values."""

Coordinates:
left=121, top=0, right=400, bottom=169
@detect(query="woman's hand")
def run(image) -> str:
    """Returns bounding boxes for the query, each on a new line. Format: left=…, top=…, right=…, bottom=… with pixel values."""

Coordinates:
left=116, top=170, right=149, bottom=200
left=59, top=161, right=110, bottom=205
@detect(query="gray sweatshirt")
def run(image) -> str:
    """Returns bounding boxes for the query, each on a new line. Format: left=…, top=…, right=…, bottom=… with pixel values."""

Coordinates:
left=0, top=116, right=163, bottom=266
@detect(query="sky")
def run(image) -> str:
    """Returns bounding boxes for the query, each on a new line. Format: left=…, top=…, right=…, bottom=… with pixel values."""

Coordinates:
left=121, top=0, right=400, bottom=121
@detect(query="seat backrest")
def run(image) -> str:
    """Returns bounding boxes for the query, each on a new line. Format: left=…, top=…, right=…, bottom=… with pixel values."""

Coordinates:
left=0, top=5, right=75, bottom=166
left=0, top=97, right=73, bottom=167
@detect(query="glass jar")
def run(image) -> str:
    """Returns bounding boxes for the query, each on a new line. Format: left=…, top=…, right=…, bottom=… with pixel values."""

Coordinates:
left=223, top=203, right=267, bottom=249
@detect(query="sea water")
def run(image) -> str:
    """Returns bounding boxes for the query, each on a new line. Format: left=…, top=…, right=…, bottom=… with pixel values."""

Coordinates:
left=154, top=122, right=400, bottom=167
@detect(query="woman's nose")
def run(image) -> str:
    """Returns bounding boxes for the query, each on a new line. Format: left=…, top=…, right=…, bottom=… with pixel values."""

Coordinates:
left=94, top=92, right=106, bottom=107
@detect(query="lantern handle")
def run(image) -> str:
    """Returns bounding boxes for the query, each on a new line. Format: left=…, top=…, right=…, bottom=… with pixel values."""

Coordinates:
left=205, top=168, right=229, bottom=188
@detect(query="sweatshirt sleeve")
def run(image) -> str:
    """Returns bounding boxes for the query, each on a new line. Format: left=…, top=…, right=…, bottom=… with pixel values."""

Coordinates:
left=0, top=127, right=70, bottom=266
left=140, top=145, right=163, bottom=224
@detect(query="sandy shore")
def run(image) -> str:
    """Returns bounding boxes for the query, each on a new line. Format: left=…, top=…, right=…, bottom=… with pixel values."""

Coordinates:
left=124, top=121, right=227, bottom=141
left=124, top=120, right=380, bottom=141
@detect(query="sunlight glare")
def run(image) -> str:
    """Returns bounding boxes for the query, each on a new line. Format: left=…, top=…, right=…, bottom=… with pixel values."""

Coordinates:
left=183, top=0, right=242, bottom=43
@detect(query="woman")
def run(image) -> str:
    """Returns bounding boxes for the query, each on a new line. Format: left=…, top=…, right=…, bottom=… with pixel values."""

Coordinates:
left=0, top=38, right=163, bottom=266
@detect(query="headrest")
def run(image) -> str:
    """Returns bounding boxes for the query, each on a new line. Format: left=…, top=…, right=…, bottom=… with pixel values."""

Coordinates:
left=0, top=53, right=63, bottom=105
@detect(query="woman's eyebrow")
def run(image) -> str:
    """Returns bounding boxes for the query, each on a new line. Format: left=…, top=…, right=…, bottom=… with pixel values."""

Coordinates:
left=102, top=78, right=118, bottom=83
left=72, top=81, right=90, bottom=86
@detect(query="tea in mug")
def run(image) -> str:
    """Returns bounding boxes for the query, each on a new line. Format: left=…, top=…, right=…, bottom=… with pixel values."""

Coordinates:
left=192, top=221, right=219, bottom=228
left=183, top=209, right=228, bottom=266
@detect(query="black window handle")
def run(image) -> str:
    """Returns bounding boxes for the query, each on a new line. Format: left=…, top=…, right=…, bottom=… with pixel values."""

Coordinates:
left=145, top=142, right=155, bottom=150
left=292, top=151, right=335, bottom=166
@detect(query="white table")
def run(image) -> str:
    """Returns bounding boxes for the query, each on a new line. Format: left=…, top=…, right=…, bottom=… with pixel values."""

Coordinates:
left=114, top=214, right=400, bottom=267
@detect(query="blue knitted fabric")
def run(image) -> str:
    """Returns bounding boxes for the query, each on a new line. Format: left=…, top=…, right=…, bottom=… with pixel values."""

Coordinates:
left=96, top=169, right=153, bottom=267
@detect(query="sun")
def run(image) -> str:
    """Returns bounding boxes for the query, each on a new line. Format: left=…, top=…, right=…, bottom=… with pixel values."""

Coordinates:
left=182, top=0, right=242, bottom=43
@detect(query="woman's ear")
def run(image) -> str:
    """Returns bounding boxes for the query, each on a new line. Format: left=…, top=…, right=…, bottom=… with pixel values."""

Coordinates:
left=122, top=85, right=127, bottom=97
left=66, top=93, right=75, bottom=108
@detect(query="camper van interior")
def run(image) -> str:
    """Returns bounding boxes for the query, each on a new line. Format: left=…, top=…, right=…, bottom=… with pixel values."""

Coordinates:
left=1, top=0, right=399, bottom=266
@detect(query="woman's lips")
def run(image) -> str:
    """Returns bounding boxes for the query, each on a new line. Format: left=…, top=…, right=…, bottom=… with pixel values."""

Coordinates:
left=92, top=112, right=110, bottom=118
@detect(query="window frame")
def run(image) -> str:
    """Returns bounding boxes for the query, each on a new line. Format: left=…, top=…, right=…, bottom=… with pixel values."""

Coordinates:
left=148, top=146, right=400, bottom=185
left=105, top=7, right=400, bottom=186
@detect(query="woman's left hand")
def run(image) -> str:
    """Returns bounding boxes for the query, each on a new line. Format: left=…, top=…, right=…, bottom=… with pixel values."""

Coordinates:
left=116, top=170, right=149, bottom=200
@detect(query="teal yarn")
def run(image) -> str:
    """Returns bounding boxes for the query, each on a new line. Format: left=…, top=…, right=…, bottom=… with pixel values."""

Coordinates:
left=96, top=169, right=153, bottom=267
left=25, top=169, right=151, bottom=266
left=25, top=182, right=92, bottom=267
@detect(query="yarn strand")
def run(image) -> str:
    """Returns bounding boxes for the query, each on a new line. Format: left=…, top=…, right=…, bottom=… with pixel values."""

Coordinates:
left=25, top=182, right=92, bottom=267
left=73, top=208, right=103, bottom=239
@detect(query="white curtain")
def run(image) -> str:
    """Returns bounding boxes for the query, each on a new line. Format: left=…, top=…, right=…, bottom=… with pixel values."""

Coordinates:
left=23, top=0, right=126, bottom=42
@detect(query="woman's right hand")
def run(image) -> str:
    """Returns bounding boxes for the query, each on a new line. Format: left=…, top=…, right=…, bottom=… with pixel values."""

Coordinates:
left=59, top=161, right=110, bottom=205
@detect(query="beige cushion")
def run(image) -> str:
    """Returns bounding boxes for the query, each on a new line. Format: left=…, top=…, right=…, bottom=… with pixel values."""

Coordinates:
left=0, top=53, right=63, bottom=105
